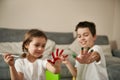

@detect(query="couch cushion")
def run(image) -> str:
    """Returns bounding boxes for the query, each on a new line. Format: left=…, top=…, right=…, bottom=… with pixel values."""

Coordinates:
left=0, top=39, right=55, bottom=57
left=0, top=42, right=23, bottom=54
left=112, top=49, right=120, bottom=58
left=45, top=32, right=74, bottom=44
left=105, top=56, right=120, bottom=66
left=95, top=35, right=109, bottom=45
left=99, top=44, right=112, bottom=56
left=68, top=39, right=81, bottom=55
left=107, top=63, right=120, bottom=80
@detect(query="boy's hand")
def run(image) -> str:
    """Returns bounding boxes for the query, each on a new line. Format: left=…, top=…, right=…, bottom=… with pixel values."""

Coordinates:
left=87, top=51, right=100, bottom=63
left=73, top=47, right=100, bottom=64
left=76, top=47, right=91, bottom=64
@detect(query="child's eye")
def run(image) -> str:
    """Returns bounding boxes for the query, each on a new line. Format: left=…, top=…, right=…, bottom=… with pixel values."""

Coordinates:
left=42, top=45, right=45, bottom=48
left=35, top=44, right=40, bottom=47
left=84, top=33, right=89, bottom=37
left=77, top=34, right=81, bottom=38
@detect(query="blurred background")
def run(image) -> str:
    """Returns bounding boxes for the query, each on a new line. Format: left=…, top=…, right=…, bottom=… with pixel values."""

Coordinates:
left=0, top=0, right=120, bottom=49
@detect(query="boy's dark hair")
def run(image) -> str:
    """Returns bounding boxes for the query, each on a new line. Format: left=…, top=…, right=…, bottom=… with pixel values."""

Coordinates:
left=75, top=21, right=96, bottom=37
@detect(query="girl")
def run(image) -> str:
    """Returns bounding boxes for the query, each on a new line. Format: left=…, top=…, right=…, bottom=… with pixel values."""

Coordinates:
left=3, top=29, right=61, bottom=80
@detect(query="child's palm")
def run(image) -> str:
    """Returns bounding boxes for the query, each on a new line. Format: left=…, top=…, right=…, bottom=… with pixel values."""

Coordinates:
left=47, top=48, right=64, bottom=64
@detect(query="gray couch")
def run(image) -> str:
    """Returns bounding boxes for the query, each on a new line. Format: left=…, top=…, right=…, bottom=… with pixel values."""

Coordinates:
left=0, top=28, right=120, bottom=80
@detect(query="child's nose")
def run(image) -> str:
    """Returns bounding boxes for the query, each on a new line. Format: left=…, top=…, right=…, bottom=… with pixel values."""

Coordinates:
left=38, top=47, right=42, bottom=50
left=80, top=36, right=85, bottom=40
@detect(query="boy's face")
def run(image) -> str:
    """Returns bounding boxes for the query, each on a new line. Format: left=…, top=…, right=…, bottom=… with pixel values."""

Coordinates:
left=76, top=27, right=96, bottom=48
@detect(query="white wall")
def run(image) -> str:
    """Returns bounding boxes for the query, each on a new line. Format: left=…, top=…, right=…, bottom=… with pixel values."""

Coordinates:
left=112, top=0, right=120, bottom=49
left=0, top=0, right=120, bottom=49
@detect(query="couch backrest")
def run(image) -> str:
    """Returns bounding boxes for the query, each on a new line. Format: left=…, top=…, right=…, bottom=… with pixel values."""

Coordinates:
left=0, top=28, right=109, bottom=45
left=95, top=35, right=109, bottom=45
left=45, top=32, right=74, bottom=44
left=0, top=28, right=28, bottom=42
left=0, top=28, right=74, bottom=44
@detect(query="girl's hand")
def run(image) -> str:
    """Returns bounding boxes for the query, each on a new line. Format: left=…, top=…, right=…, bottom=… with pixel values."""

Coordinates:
left=47, top=48, right=64, bottom=64
left=47, top=48, right=68, bottom=65
left=3, top=53, right=14, bottom=66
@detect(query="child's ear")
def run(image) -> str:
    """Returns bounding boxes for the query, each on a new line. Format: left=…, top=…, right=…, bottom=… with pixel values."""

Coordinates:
left=25, top=44, right=29, bottom=49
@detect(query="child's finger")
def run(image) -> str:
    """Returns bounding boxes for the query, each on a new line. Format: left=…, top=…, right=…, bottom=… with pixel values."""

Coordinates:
left=91, top=52, right=100, bottom=62
left=7, top=57, right=14, bottom=62
left=56, top=48, right=59, bottom=56
left=87, top=52, right=99, bottom=63
left=3, top=53, right=10, bottom=59
left=47, top=60, right=55, bottom=64
left=83, top=47, right=87, bottom=55
left=82, top=47, right=90, bottom=55
left=88, top=49, right=94, bottom=54
left=63, top=54, right=68, bottom=58
left=87, top=55, right=97, bottom=64
left=80, top=47, right=84, bottom=55
left=76, top=57, right=85, bottom=64
left=52, top=52, right=55, bottom=59
left=61, top=54, right=68, bottom=61
left=59, top=49, right=64, bottom=56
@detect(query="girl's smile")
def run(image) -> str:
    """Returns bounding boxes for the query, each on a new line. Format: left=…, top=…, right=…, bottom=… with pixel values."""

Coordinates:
left=27, top=37, right=47, bottom=58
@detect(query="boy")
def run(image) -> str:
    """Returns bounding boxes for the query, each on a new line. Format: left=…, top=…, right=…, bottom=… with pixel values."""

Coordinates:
left=63, top=21, right=108, bottom=80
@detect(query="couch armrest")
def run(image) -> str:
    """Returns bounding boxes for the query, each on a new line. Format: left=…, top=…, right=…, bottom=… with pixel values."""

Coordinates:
left=112, top=49, right=120, bottom=58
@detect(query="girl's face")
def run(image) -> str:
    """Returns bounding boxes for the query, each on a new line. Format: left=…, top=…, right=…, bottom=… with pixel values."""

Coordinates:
left=77, top=28, right=96, bottom=48
left=26, top=37, right=46, bottom=58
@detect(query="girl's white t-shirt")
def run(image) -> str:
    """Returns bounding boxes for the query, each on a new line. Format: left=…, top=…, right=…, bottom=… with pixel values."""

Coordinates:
left=75, top=45, right=109, bottom=80
left=15, top=58, right=47, bottom=80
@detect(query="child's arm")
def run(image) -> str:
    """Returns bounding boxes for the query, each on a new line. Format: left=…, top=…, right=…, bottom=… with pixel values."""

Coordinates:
left=46, top=59, right=61, bottom=74
left=63, top=59, right=77, bottom=77
left=46, top=48, right=63, bottom=74
left=3, top=53, right=23, bottom=80
left=9, top=66, right=23, bottom=80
